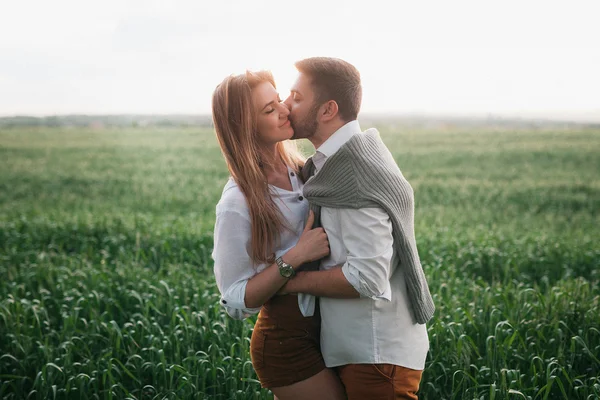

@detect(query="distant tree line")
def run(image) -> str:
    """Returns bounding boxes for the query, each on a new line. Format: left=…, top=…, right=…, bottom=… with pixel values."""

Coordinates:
left=0, top=115, right=215, bottom=128
left=0, top=114, right=597, bottom=130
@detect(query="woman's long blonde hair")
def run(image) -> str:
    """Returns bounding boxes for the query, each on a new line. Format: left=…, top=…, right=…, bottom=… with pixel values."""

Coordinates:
left=212, top=70, right=305, bottom=265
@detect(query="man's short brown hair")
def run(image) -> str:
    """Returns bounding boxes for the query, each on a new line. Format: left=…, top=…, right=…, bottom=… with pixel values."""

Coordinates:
left=295, top=57, right=362, bottom=122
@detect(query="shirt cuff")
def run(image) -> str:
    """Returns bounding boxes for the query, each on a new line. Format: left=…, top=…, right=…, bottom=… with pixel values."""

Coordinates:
left=220, top=279, right=261, bottom=319
left=298, top=293, right=316, bottom=317
left=341, top=262, right=392, bottom=301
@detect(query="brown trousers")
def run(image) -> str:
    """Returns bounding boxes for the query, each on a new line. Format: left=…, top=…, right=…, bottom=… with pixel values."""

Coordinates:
left=336, top=363, right=423, bottom=400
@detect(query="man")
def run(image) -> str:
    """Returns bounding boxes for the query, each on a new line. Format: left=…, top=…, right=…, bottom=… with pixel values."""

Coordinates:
left=280, top=57, right=435, bottom=399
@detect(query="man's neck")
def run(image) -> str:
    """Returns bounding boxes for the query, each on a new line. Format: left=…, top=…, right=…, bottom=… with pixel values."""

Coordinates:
left=310, top=120, right=346, bottom=150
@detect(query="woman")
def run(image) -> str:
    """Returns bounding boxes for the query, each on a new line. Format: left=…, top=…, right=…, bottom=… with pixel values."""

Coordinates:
left=211, top=70, right=346, bottom=400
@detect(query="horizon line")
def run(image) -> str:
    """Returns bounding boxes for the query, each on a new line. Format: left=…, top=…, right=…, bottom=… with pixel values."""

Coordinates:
left=2, top=110, right=600, bottom=124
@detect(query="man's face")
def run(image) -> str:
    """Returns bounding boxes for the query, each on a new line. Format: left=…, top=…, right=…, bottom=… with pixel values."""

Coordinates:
left=284, top=72, right=320, bottom=140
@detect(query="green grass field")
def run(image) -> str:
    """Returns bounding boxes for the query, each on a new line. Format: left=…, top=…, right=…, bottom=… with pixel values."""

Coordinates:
left=1, top=124, right=599, bottom=399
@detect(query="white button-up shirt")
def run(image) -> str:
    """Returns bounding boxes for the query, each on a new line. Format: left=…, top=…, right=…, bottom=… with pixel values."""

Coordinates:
left=311, top=120, right=430, bottom=370
left=212, top=166, right=315, bottom=319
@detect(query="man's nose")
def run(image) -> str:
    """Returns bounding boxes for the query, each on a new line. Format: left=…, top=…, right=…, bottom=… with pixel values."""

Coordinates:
left=283, top=96, right=292, bottom=109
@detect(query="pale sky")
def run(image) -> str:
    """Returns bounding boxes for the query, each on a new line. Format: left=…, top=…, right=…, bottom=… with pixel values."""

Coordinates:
left=1, top=0, right=599, bottom=120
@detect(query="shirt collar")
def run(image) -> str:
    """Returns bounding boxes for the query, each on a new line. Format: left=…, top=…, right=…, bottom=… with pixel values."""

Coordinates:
left=313, top=120, right=361, bottom=171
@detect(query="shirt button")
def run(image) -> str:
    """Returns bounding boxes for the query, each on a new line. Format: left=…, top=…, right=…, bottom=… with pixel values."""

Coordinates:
left=290, top=171, right=295, bottom=177
left=298, top=196, right=304, bottom=201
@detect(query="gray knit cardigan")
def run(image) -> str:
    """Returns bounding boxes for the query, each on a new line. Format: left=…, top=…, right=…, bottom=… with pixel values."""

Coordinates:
left=301, top=128, right=435, bottom=324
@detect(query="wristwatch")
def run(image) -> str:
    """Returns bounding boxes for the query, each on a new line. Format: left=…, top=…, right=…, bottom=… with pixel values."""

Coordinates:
left=275, top=256, right=296, bottom=278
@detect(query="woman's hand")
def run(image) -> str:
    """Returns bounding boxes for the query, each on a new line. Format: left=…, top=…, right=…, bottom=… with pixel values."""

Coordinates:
left=282, top=210, right=330, bottom=268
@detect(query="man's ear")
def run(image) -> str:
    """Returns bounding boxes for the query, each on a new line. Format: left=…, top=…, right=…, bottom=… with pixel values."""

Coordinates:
left=320, top=100, right=339, bottom=122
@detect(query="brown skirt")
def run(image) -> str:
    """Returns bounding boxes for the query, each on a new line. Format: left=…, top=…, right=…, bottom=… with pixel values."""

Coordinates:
left=250, top=294, right=326, bottom=388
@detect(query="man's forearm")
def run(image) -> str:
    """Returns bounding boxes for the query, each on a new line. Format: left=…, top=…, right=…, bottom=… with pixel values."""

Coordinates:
left=286, top=267, right=360, bottom=298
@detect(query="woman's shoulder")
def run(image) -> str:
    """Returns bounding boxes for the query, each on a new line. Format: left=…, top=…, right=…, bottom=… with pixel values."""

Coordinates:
left=216, top=178, right=249, bottom=217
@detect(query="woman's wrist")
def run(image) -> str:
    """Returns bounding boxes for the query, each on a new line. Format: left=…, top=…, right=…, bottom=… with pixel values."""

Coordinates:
left=281, top=248, right=304, bottom=269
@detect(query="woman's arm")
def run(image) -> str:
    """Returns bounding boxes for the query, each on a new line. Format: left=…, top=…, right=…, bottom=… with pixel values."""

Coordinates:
left=243, top=249, right=304, bottom=308
left=213, top=209, right=327, bottom=317
left=213, top=209, right=260, bottom=319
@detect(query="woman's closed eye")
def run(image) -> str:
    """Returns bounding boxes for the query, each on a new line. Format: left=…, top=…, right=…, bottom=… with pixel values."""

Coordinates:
left=265, top=97, right=283, bottom=114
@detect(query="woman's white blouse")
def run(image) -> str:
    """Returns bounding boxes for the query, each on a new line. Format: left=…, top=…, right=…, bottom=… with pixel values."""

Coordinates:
left=212, top=167, right=315, bottom=319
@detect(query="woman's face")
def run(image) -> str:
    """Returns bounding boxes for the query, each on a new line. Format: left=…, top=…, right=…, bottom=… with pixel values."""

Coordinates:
left=252, top=81, right=293, bottom=145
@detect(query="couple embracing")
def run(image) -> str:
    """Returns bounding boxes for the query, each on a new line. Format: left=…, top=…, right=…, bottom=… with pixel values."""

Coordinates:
left=211, top=57, right=435, bottom=400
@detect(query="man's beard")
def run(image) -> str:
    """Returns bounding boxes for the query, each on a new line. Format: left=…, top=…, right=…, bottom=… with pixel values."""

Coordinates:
left=290, top=103, right=319, bottom=140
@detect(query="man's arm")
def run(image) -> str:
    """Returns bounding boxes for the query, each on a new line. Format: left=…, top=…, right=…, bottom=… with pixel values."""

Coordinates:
left=283, top=267, right=360, bottom=298
left=337, top=207, right=395, bottom=300
left=282, top=207, right=395, bottom=299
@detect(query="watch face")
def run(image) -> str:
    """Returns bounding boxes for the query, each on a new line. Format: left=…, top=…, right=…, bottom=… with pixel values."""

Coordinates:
left=276, top=257, right=294, bottom=278
left=280, top=265, right=294, bottom=278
